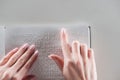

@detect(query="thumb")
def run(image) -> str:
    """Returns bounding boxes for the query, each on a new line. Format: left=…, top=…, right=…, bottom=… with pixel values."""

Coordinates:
left=22, top=75, right=36, bottom=80
left=48, top=54, right=64, bottom=71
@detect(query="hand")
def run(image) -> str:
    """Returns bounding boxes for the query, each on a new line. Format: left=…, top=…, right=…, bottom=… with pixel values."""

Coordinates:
left=49, top=29, right=97, bottom=80
left=0, top=44, right=38, bottom=80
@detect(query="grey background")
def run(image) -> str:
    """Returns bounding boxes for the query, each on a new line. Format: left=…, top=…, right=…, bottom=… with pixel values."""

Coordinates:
left=0, top=27, right=5, bottom=59
left=0, top=0, right=120, bottom=80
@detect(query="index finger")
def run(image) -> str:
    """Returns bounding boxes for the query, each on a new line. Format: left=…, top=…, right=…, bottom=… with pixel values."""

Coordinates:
left=60, top=28, right=71, bottom=59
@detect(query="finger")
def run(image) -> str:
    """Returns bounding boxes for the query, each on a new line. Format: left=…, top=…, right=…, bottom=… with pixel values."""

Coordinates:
left=88, top=49, right=95, bottom=62
left=72, top=41, right=81, bottom=63
left=80, top=44, right=89, bottom=80
left=71, top=41, right=85, bottom=79
left=48, top=54, right=64, bottom=71
left=5, top=43, right=29, bottom=67
left=18, top=50, right=38, bottom=75
left=60, top=28, right=71, bottom=59
left=0, top=48, right=18, bottom=66
left=22, top=75, right=36, bottom=80
left=12, top=45, right=35, bottom=72
left=88, top=49, right=97, bottom=80
left=80, top=44, right=88, bottom=61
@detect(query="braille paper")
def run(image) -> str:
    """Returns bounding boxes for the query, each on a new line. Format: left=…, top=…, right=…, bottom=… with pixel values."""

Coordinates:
left=4, top=25, right=90, bottom=80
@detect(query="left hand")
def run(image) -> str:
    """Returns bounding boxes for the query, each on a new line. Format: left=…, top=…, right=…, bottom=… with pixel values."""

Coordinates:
left=0, top=44, right=38, bottom=80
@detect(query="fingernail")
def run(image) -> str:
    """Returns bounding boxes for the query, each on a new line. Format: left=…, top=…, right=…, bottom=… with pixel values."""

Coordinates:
left=30, top=45, right=35, bottom=49
left=22, top=43, right=29, bottom=48
left=48, top=55, right=57, bottom=61
left=74, top=40, right=79, bottom=43
left=62, top=28, right=66, bottom=34
left=76, top=40, right=79, bottom=43
left=81, top=43, right=87, bottom=48
left=35, top=50, right=38, bottom=54
left=48, top=55, right=53, bottom=59
left=13, top=48, right=18, bottom=51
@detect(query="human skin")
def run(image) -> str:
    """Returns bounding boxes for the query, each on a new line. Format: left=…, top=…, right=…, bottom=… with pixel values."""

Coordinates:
left=0, top=44, right=38, bottom=80
left=49, top=28, right=97, bottom=80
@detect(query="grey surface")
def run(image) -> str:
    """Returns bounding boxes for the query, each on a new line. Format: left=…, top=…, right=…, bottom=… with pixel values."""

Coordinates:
left=0, top=26, right=5, bottom=59
left=5, top=26, right=90, bottom=80
left=0, top=0, right=120, bottom=80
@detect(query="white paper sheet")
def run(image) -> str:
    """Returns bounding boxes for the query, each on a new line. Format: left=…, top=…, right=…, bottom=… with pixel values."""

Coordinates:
left=4, top=25, right=90, bottom=80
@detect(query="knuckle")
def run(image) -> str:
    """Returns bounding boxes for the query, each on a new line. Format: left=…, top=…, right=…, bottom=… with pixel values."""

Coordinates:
left=83, top=60, right=88, bottom=66
left=7, top=57, right=17, bottom=66
left=66, top=60, right=74, bottom=67
left=1, top=72, right=9, bottom=79
left=3, top=57, right=9, bottom=62
left=12, top=75, right=20, bottom=80
left=63, top=71, right=67, bottom=76
left=74, top=60, right=84, bottom=69
left=14, top=73, right=24, bottom=80
left=25, top=63, right=30, bottom=69
left=14, top=54, right=19, bottom=58
left=18, top=58, right=25, bottom=64
left=11, top=77, right=17, bottom=80
left=76, top=60, right=81, bottom=66
left=11, top=57, right=17, bottom=62
left=11, top=54, right=19, bottom=62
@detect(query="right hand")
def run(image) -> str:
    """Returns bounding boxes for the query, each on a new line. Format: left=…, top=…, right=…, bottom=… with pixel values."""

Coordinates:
left=49, top=28, right=97, bottom=80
